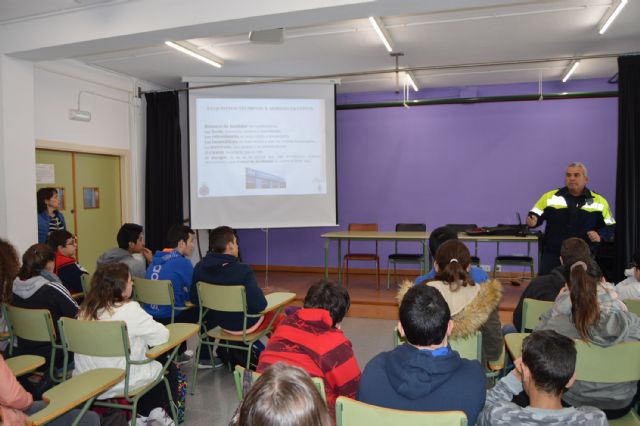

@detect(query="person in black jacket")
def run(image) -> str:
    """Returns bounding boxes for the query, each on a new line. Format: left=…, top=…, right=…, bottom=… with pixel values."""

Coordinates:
left=192, top=226, right=268, bottom=333
left=11, top=243, right=78, bottom=368
left=512, top=237, right=590, bottom=331
left=47, top=230, right=87, bottom=295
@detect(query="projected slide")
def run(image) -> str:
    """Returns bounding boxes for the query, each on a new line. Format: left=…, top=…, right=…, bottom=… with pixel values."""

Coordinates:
left=196, top=98, right=326, bottom=197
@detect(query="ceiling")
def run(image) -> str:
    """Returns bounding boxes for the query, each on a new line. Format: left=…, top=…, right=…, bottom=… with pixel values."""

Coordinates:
left=2, top=0, right=639, bottom=93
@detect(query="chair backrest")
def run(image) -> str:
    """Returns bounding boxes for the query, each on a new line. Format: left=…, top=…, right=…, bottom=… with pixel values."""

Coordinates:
left=197, top=282, right=246, bottom=313
left=335, top=397, right=467, bottom=426
left=574, top=340, right=640, bottom=382
left=5, top=305, right=56, bottom=342
left=133, top=277, right=174, bottom=306
left=58, top=317, right=128, bottom=358
left=80, top=273, right=93, bottom=295
left=521, top=298, right=554, bottom=332
left=348, top=223, right=378, bottom=232
left=395, top=223, right=426, bottom=232
left=624, top=299, right=640, bottom=317
left=393, top=329, right=482, bottom=361
left=233, top=365, right=327, bottom=402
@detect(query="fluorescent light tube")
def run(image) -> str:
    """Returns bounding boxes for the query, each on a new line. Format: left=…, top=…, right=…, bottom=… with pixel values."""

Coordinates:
left=405, top=71, right=419, bottom=92
left=598, top=0, right=628, bottom=34
left=369, top=17, right=393, bottom=52
left=165, top=41, right=223, bottom=68
left=562, top=60, right=580, bottom=83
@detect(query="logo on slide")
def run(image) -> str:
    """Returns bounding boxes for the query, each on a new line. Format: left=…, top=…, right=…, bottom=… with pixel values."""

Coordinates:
left=245, top=168, right=286, bottom=189
left=199, top=182, right=210, bottom=196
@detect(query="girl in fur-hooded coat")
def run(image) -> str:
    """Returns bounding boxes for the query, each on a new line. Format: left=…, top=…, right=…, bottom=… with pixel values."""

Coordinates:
left=398, top=240, right=503, bottom=363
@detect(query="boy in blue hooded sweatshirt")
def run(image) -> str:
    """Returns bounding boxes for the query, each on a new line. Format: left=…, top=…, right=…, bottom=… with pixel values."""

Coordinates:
left=358, top=285, right=486, bottom=425
left=144, top=224, right=195, bottom=322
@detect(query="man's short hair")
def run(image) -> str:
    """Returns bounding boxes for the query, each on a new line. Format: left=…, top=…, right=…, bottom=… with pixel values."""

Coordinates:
left=166, top=224, right=195, bottom=248
left=429, top=226, right=459, bottom=258
left=209, top=226, right=235, bottom=253
left=47, top=230, right=74, bottom=251
left=399, top=285, right=450, bottom=346
left=560, top=237, right=591, bottom=266
left=632, top=250, right=640, bottom=268
left=303, top=280, right=350, bottom=327
left=522, top=330, right=576, bottom=396
left=117, top=223, right=143, bottom=249
left=567, top=162, right=588, bottom=178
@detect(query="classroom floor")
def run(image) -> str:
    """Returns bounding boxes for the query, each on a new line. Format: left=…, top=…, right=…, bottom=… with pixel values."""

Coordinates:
left=181, top=316, right=397, bottom=426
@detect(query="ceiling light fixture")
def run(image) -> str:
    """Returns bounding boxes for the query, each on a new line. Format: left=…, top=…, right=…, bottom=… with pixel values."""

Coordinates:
left=598, top=0, right=628, bottom=34
left=405, top=71, right=419, bottom=92
left=369, top=16, right=394, bottom=52
left=165, top=41, right=223, bottom=68
left=561, top=60, right=580, bottom=83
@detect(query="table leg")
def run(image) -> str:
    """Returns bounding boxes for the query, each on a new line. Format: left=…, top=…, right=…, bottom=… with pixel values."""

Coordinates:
left=324, top=239, right=329, bottom=279
left=337, top=240, right=342, bottom=285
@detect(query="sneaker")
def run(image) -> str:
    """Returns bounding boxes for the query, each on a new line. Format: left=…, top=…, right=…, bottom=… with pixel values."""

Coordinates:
left=197, top=357, right=224, bottom=369
left=146, top=407, right=174, bottom=426
left=175, top=350, right=193, bottom=366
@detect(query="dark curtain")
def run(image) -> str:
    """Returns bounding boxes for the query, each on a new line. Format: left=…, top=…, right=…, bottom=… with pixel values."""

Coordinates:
left=614, top=55, right=640, bottom=281
left=144, top=91, right=183, bottom=252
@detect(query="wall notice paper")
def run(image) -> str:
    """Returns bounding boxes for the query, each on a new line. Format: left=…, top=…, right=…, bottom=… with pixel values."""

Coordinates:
left=36, top=163, right=55, bottom=184
left=196, top=98, right=326, bottom=198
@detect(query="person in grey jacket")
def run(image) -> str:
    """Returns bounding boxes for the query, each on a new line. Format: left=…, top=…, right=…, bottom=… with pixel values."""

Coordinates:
left=479, top=330, right=606, bottom=426
left=536, top=257, right=640, bottom=419
left=96, top=223, right=152, bottom=278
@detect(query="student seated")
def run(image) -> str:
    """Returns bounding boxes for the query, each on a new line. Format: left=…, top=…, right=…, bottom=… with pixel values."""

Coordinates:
left=74, top=263, right=176, bottom=419
left=359, top=285, right=486, bottom=425
left=615, top=250, right=640, bottom=300
left=537, top=257, right=640, bottom=419
left=479, top=330, right=606, bottom=425
left=0, top=238, right=20, bottom=353
left=96, top=223, right=152, bottom=278
left=415, top=226, right=489, bottom=285
left=257, top=280, right=360, bottom=413
left=233, top=363, right=332, bottom=426
left=0, top=353, right=100, bottom=426
left=402, top=239, right=503, bottom=363
left=47, top=230, right=87, bottom=295
left=12, top=243, right=78, bottom=368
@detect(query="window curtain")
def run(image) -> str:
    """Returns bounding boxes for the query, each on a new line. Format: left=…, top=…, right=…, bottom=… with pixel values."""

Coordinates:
left=614, top=55, right=640, bottom=281
left=144, top=91, right=183, bottom=252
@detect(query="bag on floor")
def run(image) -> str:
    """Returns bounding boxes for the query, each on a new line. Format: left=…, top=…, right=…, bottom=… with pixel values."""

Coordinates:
left=217, top=340, right=264, bottom=370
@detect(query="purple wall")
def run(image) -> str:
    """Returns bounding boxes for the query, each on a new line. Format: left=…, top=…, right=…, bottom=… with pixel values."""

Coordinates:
left=237, top=79, right=618, bottom=270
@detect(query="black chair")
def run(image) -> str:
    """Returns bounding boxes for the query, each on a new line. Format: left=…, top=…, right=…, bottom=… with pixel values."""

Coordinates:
left=445, top=224, right=481, bottom=266
left=387, top=223, right=427, bottom=289
left=493, top=224, right=535, bottom=279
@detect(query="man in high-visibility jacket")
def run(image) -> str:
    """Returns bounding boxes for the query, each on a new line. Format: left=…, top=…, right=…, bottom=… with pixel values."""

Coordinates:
left=527, top=162, right=615, bottom=274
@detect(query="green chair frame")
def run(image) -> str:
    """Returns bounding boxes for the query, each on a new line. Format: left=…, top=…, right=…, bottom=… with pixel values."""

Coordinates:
left=335, top=396, right=467, bottom=426
left=3, top=304, right=64, bottom=383
left=26, top=367, right=125, bottom=426
left=58, top=317, right=179, bottom=426
left=624, top=299, right=640, bottom=317
left=191, top=282, right=294, bottom=395
left=386, top=223, right=427, bottom=289
left=520, top=298, right=554, bottom=332
left=132, top=277, right=193, bottom=323
left=232, top=365, right=327, bottom=402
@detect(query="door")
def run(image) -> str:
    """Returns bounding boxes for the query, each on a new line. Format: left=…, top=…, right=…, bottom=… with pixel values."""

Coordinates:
left=35, top=149, right=122, bottom=272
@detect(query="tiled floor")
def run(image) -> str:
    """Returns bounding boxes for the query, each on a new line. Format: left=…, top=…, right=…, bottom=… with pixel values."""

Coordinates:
left=181, top=317, right=397, bottom=425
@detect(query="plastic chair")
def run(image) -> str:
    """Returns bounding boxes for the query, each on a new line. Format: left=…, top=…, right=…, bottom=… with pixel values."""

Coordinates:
left=520, top=298, right=554, bottom=332
left=387, top=223, right=427, bottom=289
left=3, top=304, right=63, bottom=383
left=191, top=282, right=295, bottom=395
left=335, top=396, right=467, bottom=426
left=493, top=224, right=534, bottom=279
left=133, top=277, right=193, bottom=323
left=232, top=365, right=326, bottom=402
left=57, top=317, right=179, bottom=426
left=343, top=224, right=380, bottom=288
left=26, top=368, right=125, bottom=426
left=624, top=299, right=640, bottom=317
left=80, top=273, right=93, bottom=296
left=6, top=354, right=46, bottom=377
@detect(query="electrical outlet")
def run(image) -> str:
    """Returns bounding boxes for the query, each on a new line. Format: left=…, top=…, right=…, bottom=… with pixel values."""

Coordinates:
left=480, top=264, right=491, bottom=272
